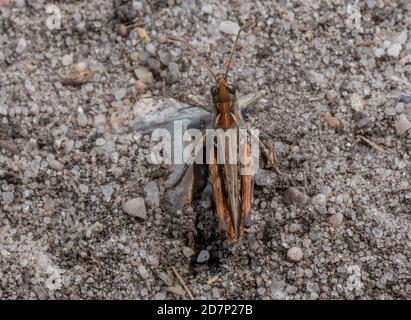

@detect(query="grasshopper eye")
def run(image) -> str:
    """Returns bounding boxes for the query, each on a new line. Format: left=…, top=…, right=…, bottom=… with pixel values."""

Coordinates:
left=227, top=84, right=236, bottom=95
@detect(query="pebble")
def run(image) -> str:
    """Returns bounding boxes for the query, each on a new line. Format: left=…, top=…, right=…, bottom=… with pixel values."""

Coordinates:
left=372, top=227, right=383, bottom=238
left=95, top=138, right=106, bottom=146
left=312, top=193, right=327, bottom=207
left=306, top=282, right=318, bottom=293
left=196, top=250, right=210, bottom=263
left=158, top=50, right=171, bottom=66
left=114, top=87, right=127, bottom=101
left=0, top=0, right=11, bottom=6
left=284, top=187, right=309, bottom=207
left=77, top=111, right=88, bottom=127
left=350, top=93, right=365, bottom=112
left=0, top=104, right=8, bottom=116
left=132, top=0, right=143, bottom=10
left=61, top=54, right=73, bottom=66
left=271, top=279, right=286, bottom=299
left=287, top=247, right=304, bottom=262
left=328, top=212, right=344, bottom=227
left=182, top=247, right=195, bottom=258
left=219, top=20, right=240, bottom=35
left=2, top=191, right=14, bottom=205
left=122, top=197, right=147, bottom=219
left=324, top=112, right=341, bottom=129
left=373, top=47, right=385, bottom=58
left=155, top=292, right=166, bottom=300
left=94, top=114, right=106, bottom=127
left=309, top=232, right=322, bottom=241
left=166, top=62, right=180, bottom=84
left=201, top=3, right=213, bottom=14
left=79, top=184, right=89, bottom=194
left=387, top=43, right=402, bottom=58
left=308, top=70, right=326, bottom=87
left=289, top=223, right=301, bottom=233
left=326, top=89, right=337, bottom=102
left=257, top=287, right=266, bottom=296
left=138, top=265, right=149, bottom=279
left=395, top=114, right=411, bottom=135
left=255, top=169, right=276, bottom=187
left=48, top=159, right=64, bottom=171
left=101, top=184, right=114, bottom=199
left=212, top=287, right=220, bottom=299
left=116, top=24, right=128, bottom=37
left=134, top=67, right=154, bottom=84
left=144, top=181, right=160, bottom=208
left=135, top=80, right=146, bottom=93
left=16, top=38, right=27, bottom=54
left=395, top=31, right=408, bottom=45
left=399, top=95, right=411, bottom=104
left=305, top=268, right=313, bottom=278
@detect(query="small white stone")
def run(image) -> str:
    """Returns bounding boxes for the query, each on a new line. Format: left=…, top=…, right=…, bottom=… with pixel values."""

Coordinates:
left=14, top=0, right=26, bottom=7
left=201, top=4, right=213, bottom=14
left=2, top=191, right=14, bottom=205
left=122, top=197, right=147, bottom=219
left=395, top=114, right=411, bottom=135
left=61, top=54, right=73, bottom=66
left=312, top=193, right=327, bottom=207
left=350, top=93, right=365, bottom=112
left=132, top=0, right=143, bottom=10
left=77, top=111, right=88, bottom=127
left=395, top=31, right=408, bottom=45
left=373, top=47, right=385, bottom=58
left=114, top=87, right=127, bottom=101
left=0, top=104, right=8, bottom=116
left=219, top=20, right=240, bottom=35
left=183, top=247, right=195, bottom=258
left=257, top=287, right=266, bottom=296
left=328, top=213, right=344, bottom=227
left=48, top=159, right=64, bottom=171
left=155, top=292, right=166, bottom=300
left=134, top=67, right=154, bottom=84
left=196, top=250, right=210, bottom=263
left=212, top=287, right=220, bottom=298
left=94, top=114, right=106, bottom=127
left=95, top=138, right=106, bottom=146
left=387, top=43, right=402, bottom=58
left=287, top=247, right=303, bottom=262
left=144, top=181, right=160, bottom=208
left=79, top=184, right=89, bottom=194
left=16, top=38, right=27, bottom=54
left=138, top=265, right=149, bottom=279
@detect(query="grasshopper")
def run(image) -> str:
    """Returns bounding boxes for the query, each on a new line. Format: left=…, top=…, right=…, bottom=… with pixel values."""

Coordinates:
left=168, top=24, right=279, bottom=240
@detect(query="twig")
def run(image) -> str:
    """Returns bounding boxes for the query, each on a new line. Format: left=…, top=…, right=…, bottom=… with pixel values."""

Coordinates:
left=171, top=266, right=194, bottom=300
left=358, top=135, right=391, bottom=154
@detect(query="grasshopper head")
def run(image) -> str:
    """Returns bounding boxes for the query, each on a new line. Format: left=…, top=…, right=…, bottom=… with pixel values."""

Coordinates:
left=211, top=78, right=237, bottom=105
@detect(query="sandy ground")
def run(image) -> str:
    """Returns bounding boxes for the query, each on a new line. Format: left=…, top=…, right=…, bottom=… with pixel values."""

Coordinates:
left=0, top=0, right=410, bottom=299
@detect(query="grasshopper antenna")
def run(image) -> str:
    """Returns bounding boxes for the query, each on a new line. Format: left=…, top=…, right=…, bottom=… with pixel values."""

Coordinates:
left=224, top=22, right=251, bottom=80
left=168, top=36, right=218, bottom=82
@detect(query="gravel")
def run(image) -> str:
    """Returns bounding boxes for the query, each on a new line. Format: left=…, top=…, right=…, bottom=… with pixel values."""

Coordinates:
left=287, top=247, right=304, bottom=263
left=0, top=0, right=409, bottom=300
left=196, top=250, right=210, bottom=264
left=122, top=198, right=147, bottom=219
left=328, top=213, right=344, bottom=227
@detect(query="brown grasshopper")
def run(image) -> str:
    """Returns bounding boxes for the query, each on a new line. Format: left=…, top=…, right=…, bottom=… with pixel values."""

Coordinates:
left=168, top=24, right=279, bottom=240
